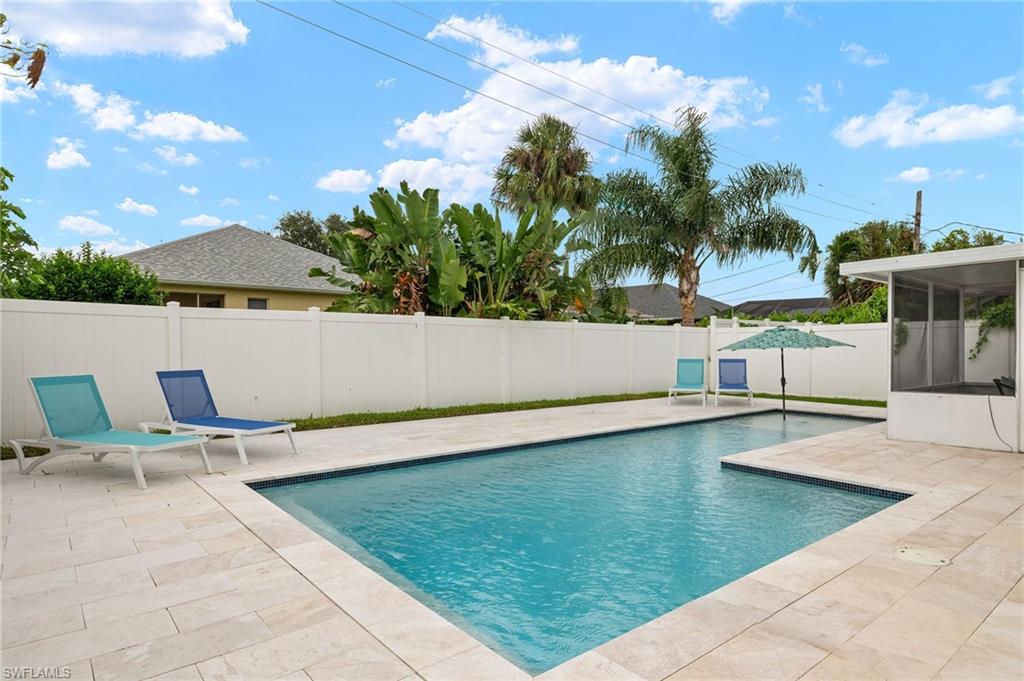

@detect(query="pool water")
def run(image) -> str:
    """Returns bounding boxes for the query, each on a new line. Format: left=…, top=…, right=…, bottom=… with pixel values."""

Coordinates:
left=260, top=412, right=891, bottom=673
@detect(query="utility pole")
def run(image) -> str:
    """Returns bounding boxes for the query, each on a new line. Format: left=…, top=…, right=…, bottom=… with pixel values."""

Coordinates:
left=913, top=190, right=923, bottom=253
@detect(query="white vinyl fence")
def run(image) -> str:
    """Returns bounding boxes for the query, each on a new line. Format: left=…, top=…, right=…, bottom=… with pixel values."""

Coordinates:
left=2, top=299, right=889, bottom=442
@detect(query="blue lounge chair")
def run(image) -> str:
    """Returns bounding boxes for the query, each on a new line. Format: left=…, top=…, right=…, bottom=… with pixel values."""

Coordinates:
left=668, top=358, right=707, bottom=406
left=9, top=375, right=211, bottom=489
left=716, top=358, right=753, bottom=406
left=149, top=369, right=298, bottom=466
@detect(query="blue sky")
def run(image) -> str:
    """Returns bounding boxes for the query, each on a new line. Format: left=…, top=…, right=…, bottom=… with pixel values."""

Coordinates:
left=3, top=1, right=1022, bottom=305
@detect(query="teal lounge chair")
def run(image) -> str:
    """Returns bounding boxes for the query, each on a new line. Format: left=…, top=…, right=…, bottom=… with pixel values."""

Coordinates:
left=668, top=358, right=707, bottom=406
left=8, top=375, right=212, bottom=489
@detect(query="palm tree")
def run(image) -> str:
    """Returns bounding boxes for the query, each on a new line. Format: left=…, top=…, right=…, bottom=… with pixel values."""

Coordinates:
left=579, top=108, right=820, bottom=326
left=492, top=114, right=600, bottom=217
left=823, top=220, right=915, bottom=306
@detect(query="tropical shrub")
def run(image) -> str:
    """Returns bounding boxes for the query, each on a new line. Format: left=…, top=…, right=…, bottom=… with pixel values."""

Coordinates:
left=19, top=242, right=162, bottom=305
left=823, top=221, right=915, bottom=306
left=930, top=228, right=1005, bottom=252
left=1, top=167, right=41, bottom=297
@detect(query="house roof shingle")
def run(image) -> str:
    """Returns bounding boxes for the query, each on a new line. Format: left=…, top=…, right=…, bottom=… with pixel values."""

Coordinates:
left=731, top=296, right=832, bottom=317
left=621, top=284, right=726, bottom=321
left=123, top=224, right=354, bottom=294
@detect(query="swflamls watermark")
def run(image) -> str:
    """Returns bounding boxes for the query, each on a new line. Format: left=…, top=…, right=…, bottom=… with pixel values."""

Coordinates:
left=2, top=668, right=72, bottom=680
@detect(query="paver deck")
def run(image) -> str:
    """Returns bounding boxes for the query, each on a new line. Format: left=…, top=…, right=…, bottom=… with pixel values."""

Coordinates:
left=2, top=398, right=1021, bottom=680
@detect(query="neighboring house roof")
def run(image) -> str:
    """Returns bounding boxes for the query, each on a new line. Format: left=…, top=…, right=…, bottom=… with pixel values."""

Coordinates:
left=621, top=284, right=726, bottom=321
left=730, top=297, right=832, bottom=317
left=123, top=224, right=355, bottom=294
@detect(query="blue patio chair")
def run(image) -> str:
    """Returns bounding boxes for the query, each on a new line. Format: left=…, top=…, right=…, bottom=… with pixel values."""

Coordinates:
left=668, top=358, right=707, bottom=406
left=148, top=369, right=298, bottom=466
left=716, top=358, right=753, bottom=406
left=8, top=375, right=211, bottom=489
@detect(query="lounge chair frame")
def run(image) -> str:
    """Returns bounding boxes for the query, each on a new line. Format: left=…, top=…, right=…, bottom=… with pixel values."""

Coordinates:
left=143, top=369, right=298, bottom=466
left=715, top=358, right=754, bottom=406
left=668, top=358, right=708, bottom=406
left=9, top=375, right=211, bottom=489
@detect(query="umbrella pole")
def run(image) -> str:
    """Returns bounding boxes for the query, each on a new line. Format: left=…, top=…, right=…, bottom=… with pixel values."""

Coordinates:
left=780, top=347, right=787, bottom=420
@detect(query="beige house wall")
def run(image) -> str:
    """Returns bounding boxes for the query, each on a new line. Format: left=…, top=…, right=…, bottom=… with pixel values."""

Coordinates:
left=161, top=283, right=339, bottom=311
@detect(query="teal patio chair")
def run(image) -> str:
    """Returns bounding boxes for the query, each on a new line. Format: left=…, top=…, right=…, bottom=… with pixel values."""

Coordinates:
left=716, top=358, right=753, bottom=406
left=668, top=358, right=707, bottom=406
left=8, top=375, right=212, bottom=489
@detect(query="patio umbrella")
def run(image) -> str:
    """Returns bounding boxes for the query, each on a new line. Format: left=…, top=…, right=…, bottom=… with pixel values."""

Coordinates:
left=719, top=326, right=854, bottom=419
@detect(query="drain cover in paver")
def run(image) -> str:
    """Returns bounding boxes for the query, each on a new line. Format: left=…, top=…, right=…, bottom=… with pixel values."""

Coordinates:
left=896, top=546, right=950, bottom=566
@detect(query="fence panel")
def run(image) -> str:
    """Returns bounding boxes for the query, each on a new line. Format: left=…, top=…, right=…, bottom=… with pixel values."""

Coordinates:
left=2, top=300, right=909, bottom=442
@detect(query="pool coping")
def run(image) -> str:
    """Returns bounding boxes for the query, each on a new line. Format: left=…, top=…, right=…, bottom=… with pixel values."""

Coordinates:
left=191, top=400, right=933, bottom=680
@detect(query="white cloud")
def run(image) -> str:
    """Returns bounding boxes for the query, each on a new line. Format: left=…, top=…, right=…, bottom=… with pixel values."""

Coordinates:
left=117, top=197, right=158, bottom=216
left=428, top=15, right=578, bottom=66
left=376, top=78, right=397, bottom=88
left=798, top=83, right=828, bottom=112
left=889, top=166, right=930, bottom=183
left=389, top=48, right=769, bottom=166
left=90, top=238, right=149, bottom=255
left=833, top=90, right=1024, bottom=148
left=752, top=116, right=778, bottom=127
left=136, top=112, right=245, bottom=142
left=315, top=169, right=375, bottom=193
left=378, top=158, right=493, bottom=205
left=154, top=145, right=200, bottom=166
left=53, top=81, right=102, bottom=112
left=973, top=74, right=1018, bottom=101
left=220, top=197, right=240, bottom=206
left=0, top=64, right=42, bottom=104
left=10, top=0, right=248, bottom=57
left=54, top=80, right=243, bottom=142
left=180, top=214, right=225, bottom=228
left=53, top=81, right=136, bottom=131
left=840, top=42, right=888, bottom=67
left=239, top=156, right=267, bottom=170
left=82, top=209, right=100, bottom=217
left=178, top=184, right=200, bottom=196
left=114, top=146, right=130, bottom=153
left=975, top=173, right=987, bottom=181
left=267, top=194, right=280, bottom=202
left=833, top=80, right=845, bottom=96
left=936, top=168, right=966, bottom=181
left=136, top=162, right=167, bottom=175
left=58, top=215, right=115, bottom=236
left=888, top=166, right=967, bottom=183
left=708, top=1, right=750, bottom=25
left=47, top=137, right=90, bottom=170
left=92, top=94, right=137, bottom=131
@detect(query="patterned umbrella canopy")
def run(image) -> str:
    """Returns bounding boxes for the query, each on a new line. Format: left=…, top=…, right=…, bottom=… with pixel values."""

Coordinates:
left=719, top=326, right=854, bottom=419
left=719, top=326, right=855, bottom=351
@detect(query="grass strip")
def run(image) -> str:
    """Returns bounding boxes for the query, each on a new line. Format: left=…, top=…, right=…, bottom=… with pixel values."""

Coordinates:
left=0, top=391, right=885, bottom=460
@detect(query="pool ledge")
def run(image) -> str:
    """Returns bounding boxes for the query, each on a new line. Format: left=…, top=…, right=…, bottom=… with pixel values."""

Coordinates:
left=188, top=400, right=1021, bottom=680
left=6, top=397, right=1014, bottom=680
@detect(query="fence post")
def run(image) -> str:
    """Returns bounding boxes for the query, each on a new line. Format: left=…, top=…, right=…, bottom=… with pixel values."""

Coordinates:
left=805, top=320, right=814, bottom=397
left=500, top=316, right=511, bottom=403
left=414, top=311, right=428, bottom=408
left=306, top=307, right=323, bottom=418
left=673, top=322, right=682, bottom=360
left=626, top=321, right=636, bottom=393
left=708, top=315, right=718, bottom=389
left=570, top=319, right=580, bottom=399
left=166, top=301, right=182, bottom=370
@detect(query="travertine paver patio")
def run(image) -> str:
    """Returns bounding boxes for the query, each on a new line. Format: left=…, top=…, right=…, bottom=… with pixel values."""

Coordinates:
left=1, top=398, right=1021, bottom=681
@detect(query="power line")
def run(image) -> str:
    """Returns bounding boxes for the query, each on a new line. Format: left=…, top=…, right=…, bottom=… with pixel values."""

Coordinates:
left=392, top=0, right=890, bottom=219
left=923, top=220, right=1024, bottom=238
left=705, top=270, right=801, bottom=298
left=258, top=0, right=878, bottom=236
left=700, top=259, right=787, bottom=285
left=718, top=282, right=823, bottom=304
left=332, top=1, right=659, bottom=146
left=255, top=0, right=643, bottom=165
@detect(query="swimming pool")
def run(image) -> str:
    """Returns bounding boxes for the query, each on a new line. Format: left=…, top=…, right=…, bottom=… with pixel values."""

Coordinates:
left=258, top=411, right=893, bottom=673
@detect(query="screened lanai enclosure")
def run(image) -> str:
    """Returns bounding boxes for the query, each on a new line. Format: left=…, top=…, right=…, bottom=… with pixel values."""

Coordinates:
left=843, top=245, right=1023, bottom=452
